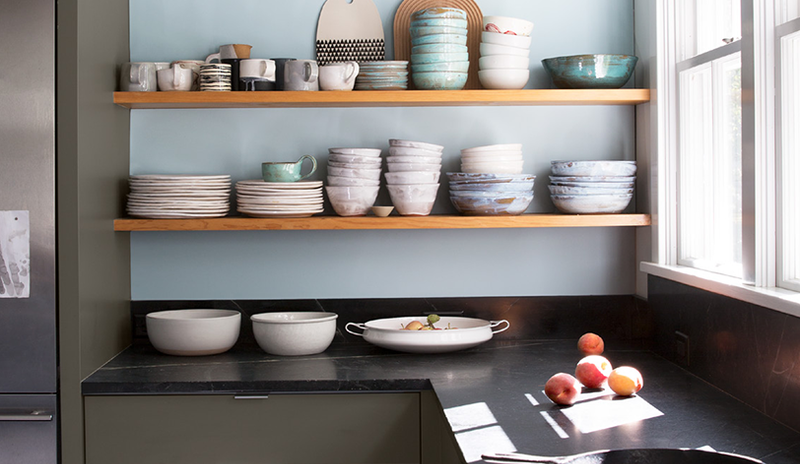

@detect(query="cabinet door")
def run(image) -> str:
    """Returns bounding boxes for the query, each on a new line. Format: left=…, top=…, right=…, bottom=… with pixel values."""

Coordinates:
left=85, top=393, right=420, bottom=464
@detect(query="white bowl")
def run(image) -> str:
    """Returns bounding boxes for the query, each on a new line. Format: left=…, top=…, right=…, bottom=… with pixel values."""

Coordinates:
left=483, top=15, right=534, bottom=36
left=461, top=162, right=524, bottom=174
left=389, top=139, right=445, bottom=152
left=327, top=166, right=382, bottom=180
left=328, top=161, right=383, bottom=169
left=460, top=151, right=523, bottom=161
left=548, top=180, right=635, bottom=189
left=251, top=312, right=338, bottom=356
left=328, top=147, right=382, bottom=157
left=461, top=155, right=523, bottom=164
left=325, top=186, right=380, bottom=216
left=551, top=193, right=634, bottom=214
left=146, top=309, right=240, bottom=356
left=387, top=162, right=442, bottom=172
left=327, top=176, right=381, bottom=187
left=388, top=146, right=444, bottom=157
left=461, top=144, right=523, bottom=154
left=551, top=160, right=637, bottom=177
left=479, top=55, right=530, bottom=70
left=549, top=175, right=636, bottom=183
left=480, top=31, right=532, bottom=49
left=386, top=155, right=442, bottom=165
left=384, top=171, right=441, bottom=185
left=387, top=183, right=440, bottom=216
left=548, top=184, right=634, bottom=196
left=329, top=154, right=382, bottom=165
left=480, top=42, right=530, bottom=57
left=478, top=69, right=530, bottom=90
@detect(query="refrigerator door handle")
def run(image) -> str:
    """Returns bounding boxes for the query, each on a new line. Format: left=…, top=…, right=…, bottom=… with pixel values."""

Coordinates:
left=0, top=410, right=54, bottom=421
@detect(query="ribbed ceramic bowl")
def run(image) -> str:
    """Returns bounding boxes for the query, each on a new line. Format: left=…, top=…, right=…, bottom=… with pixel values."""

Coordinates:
left=450, top=180, right=534, bottom=191
left=251, top=312, right=337, bottom=356
left=411, top=33, right=468, bottom=47
left=551, top=160, right=637, bottom=177
left=450, top=191, right=534, bottom=216
left=326, top=175, right=380, bottom=187
left=447, top=172, right=535, bottom=183
left=542, top=54, right=638, bottom=89
left=411, top=43, right=468, bottom=55
left=387, top=155, right=442, bottom=164
left=548, top=184, right=634, bottom=196
left=411, top=61, right=470, bottom=73
left=328, top=154, right=382, bottom=165
left=387, top=184, right=440, bottom=216
left=387, top=162, right=442, bottom=173
left=410, top=18, right=468, bottom=29
left=325, top=186, right=380, bottom=216
left=389, top=146, right=444, bottom=157
left=389, top=139, right=445, bottom=151
left=411, top=7, right=467, bottom=21
left=327, top=166, right=382, bottom=180
left=146, top=309, right=240, bottom=356
left=412, top=71, right=468, bottom=90
left=385, top=171, right=441, bottom=185
left=409, top=25, right=468, bottom=38
left=328, top=147, right=382, bottom=157
left=410, top=52, right=469, bottom=65
left=551, top=193, right=633, bottom=214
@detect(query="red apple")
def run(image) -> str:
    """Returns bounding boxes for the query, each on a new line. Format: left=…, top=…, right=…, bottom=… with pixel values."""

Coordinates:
left=577, top=332, right=604, bottom=355
left=608, top=366, right=643, bottom=396
left=575, top=355, right=613, bottom=389
left=544, top=373, right=582, bottom=406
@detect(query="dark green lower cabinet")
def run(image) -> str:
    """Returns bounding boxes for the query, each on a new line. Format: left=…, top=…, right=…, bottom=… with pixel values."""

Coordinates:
left=85, top=393, right=427, bottom=464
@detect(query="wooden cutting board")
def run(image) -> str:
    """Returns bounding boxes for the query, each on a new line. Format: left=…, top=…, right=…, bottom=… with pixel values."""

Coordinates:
left=393, top=0, right=483, bottom=89
left=316, top=0, right=386, bottom=66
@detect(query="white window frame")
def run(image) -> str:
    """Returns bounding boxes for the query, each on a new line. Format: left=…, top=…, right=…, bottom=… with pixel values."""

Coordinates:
left=641, top=0, right=800, bottom=318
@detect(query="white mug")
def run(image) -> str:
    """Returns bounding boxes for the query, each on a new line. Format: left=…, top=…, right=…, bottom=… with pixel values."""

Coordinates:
left=284, top=60, right=319, bottom=91
left=157, top=65, right=193, bottom=91
left=120, top=62, right=157, bottom=91
left=319, top=61, right=360, bottom=91
left=240, top=59, right=276, bottom=80
left=172, top=60, right=204, bottom=90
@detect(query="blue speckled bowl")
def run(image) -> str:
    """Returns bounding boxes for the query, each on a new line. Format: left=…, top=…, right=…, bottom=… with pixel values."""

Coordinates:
left=409, top=26, right=468, bottom=38
left=411, top=43, right=468, bottom=55
left=411, top=7, right=467, bottom=21
left=412, top=71, right=468, bottom=90
left=541, top=54, right=638, bottom=89
left=411, top=33, right=468, bottom=47
left=410, top=18, right=468, bottom=29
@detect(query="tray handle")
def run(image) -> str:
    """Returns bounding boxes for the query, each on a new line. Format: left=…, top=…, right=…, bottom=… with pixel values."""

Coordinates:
left=490, top=320, right=510, bottom=334
left=345, top=322, right=366, bottom=337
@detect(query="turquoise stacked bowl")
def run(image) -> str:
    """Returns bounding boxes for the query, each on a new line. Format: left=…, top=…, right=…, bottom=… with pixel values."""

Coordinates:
left=409, top=8, right=469, bottom=90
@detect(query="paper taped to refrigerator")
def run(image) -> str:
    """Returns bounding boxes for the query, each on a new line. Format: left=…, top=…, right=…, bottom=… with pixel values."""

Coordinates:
left=0, top=211, right=30, bottom=298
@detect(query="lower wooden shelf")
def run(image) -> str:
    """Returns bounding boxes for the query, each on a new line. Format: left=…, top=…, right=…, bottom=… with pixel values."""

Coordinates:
left=114, top=214, right=651, bottom=231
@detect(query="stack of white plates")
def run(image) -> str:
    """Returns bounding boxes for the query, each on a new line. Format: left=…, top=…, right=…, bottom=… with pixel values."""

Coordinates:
left=460, top=144, right=524, bottom=174
left=236, top=180, right=323, bottom=218
left=355, top=61, right=409, bottom=90
left=549, top=161, right=636, bottom=214
left=127, top=175, right=231, bottom=218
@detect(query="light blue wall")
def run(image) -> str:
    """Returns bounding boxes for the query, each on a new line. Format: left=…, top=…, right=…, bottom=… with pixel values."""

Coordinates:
left=128, top=0, right=638, bottom=300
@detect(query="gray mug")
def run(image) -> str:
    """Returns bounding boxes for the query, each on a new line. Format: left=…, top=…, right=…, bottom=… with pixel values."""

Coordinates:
left=284, top=60, right=319, bottom=91
left=120, top=62, right=158, bottom=91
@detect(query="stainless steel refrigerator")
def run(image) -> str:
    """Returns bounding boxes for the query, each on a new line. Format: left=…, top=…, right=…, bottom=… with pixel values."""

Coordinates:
left=0, top=0, right=58, bottom=462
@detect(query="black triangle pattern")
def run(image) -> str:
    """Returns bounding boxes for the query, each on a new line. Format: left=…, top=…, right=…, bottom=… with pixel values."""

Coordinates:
left=316, top=39, right=386, bottom=66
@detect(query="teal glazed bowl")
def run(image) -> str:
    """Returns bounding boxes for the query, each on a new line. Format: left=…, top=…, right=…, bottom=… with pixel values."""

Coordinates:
left=412, top=71, right=468, bottom=90
left=541, top=54, right=638, bottom=89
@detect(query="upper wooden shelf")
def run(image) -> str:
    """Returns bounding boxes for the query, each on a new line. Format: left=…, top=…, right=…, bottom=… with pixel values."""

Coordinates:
left=113, top=89, right=651, bottom=109
left=114, top=214, right=651, bottom=232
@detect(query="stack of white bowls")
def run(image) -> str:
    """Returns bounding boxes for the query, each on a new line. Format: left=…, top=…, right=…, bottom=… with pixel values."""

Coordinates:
left=478, top=16, right=533, bottom=89
left=448, top=172, right=535, bottom=216
left=385, top=139, right=443, bottom=216
left=355, top=61, right=409, bottom=91
left=460, top=144, right=524, bottom=174
left=410, top=8, right=470, bottom=90
left=325, top=148, right=382, bottom=216
left=549, top=160, right=637, bottom=214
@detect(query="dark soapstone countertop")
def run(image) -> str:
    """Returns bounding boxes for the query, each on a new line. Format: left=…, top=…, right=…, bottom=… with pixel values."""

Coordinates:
left=82, top=340, right=800, bottom=464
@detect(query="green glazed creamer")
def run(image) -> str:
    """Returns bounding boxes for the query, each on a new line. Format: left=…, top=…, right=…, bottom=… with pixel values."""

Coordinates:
left=262, top=155, right=317, bottom=182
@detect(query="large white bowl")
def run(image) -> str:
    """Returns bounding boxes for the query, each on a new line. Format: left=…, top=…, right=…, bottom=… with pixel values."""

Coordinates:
left=328, top=148, right=382, bottom=157
left=462, top=163, right=524, bottom=174
left=461, top=143, right=523, bottom=154
left=479, top=68, right=530, bottom=89
left=251, top=312, right=338, bottom=356
left=327, top=166, right=382, bottom=180
left=326, top=175, right=381, bottom=187
left=480, top=31, right=532, bottom=49
left=483, top=15, right=534, bottom=36
left=325, top=186, right=380, bottom=216
left=146, top=309, right=241, bottom=356
left=329, top=154, right=382, bottom=165
left=551, top=193, right=634, bottom=214
left=460, top=152, right=523, bottom=161
left=548, top=184, right=634, bottom=196
left=550, top=175, right=636, bottom=183
left=385, top=171, right=441, bottom=185
left=389, top=139, right=444, bottom=152
left=480, top=42, right=530, bottom=57
left=386, top=155, right=442, bottom=165
left=387, top=162, right=442, bottom=172
left=388, top=147, right=444, bottom=158
left=346, top=316, right=509, bottom=353
left=551, top=160, right=637, bottom=177
left=479, top=55, right=530, bottom=70
left=387, top=183, right=440, bottom=216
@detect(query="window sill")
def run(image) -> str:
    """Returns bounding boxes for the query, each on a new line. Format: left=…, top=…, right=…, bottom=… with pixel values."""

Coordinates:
left=640, top=262, right=800, bottom=318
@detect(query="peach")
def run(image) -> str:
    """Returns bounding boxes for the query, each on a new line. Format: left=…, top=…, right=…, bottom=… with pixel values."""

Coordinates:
left=575, top=355, right=612, bottom=389
left=608, top=366, right=643, bottom=396
left=577, top=332, right=604, bottom=355
left=404, top=320, right=424, bottom=330
left=544, top=373, right=582, bottom=406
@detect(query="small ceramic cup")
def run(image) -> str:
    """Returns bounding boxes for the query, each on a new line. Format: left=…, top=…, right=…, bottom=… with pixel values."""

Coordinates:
left=172, top=60, right=205, bottom=90
left=157, top=64, right=193, bottom=91
left=240, top=59, right=276, bottom=80
left=262, top=155, right=318, bottom=182
left=319, top=61, right=360, bottom=91
left=284, top=60, right=319, bottom=91
left=205, top=44, right=252, bottom=63
left=120, top=62, right=158, bottom=91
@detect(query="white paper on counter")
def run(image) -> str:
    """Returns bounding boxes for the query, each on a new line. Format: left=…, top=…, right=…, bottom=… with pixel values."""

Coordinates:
left=0, top=211, right=30, bottom=298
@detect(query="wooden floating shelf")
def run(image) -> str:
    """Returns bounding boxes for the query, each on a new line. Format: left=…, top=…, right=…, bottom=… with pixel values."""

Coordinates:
left=114, top=214, right=651, bottom=232
left=113, top=89, right=651, bottom=109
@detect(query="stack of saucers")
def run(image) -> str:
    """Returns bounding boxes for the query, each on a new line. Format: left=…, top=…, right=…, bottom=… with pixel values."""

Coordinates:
left=549, top=160, right=637, bottom=214
left=448, top=172, right=535, bottom=216
left=235, top=180, right=323, bottom=218
left=478, top=15, right=533, bottom=89
left=199, top=63, right=232, bottom=91
left=325, top=147, right=382, bottom=216
left=410, top=8, right=469, bottom=90
left=385, top=139, right=443, bottom=216
left=354, top=61, right=409, bottom=90
left=127, top=175, right=231, bottom=218
left=460, top=144, right=524, bottom=174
